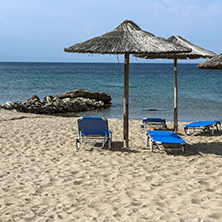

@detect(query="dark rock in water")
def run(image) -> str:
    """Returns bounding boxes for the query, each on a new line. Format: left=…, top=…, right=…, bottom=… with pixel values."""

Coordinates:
left=55, top=89, right=111, bottom=104
left=142, top=108, right=166, bottom=112
left=0, top=89, right=112, bottom=116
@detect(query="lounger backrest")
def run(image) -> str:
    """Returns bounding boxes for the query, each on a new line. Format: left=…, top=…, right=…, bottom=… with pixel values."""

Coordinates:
left=78, top=117, right=108, bottom=136
left=143, top=118, right=165, bottom=123
left=147, top=131, right=176, bottom=137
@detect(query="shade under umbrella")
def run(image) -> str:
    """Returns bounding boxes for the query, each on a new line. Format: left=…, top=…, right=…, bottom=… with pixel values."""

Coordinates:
left=134, top=36, right=216, bottom=131
left=64, top=20, right=191, bottom=147
left=197, top=53, right=222, bottom=70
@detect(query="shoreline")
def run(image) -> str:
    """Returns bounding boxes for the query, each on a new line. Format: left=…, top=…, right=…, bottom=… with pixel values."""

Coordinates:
left=1, top=108, right=222, bottom=221
left=1, top=62, right=221, bottom=123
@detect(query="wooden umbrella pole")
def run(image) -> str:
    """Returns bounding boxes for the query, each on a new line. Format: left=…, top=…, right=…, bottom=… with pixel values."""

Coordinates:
left=174, top=57, right=178, bottom=131
left=124, top=53, right=129, bottom=147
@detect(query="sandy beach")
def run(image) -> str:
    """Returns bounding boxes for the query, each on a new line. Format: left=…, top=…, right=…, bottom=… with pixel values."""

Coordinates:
left=0, top=109, right=222, bottom=222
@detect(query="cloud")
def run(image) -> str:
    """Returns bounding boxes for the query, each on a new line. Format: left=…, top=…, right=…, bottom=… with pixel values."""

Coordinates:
left=150, top=0, right=222, bottom=21
left=151, top=1, right=165, bottom=10
left=151, top=0, right=192, bottom=16
left=204, top=2, right=222, bottom=17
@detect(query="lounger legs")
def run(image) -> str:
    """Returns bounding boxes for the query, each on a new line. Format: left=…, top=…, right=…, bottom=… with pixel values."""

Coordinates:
left=76, top=134, right=112, bottom=150
left=149, top=138, right=153, bottom=152
left=76, top=138, right=80, bottom=150
left=182, top=145, right=185, bottom=152
left=108, top=132, right=112, bottom=150
left=212, top=123, right=222, bottom=135
left=212, top=123, right=221, bottom=135
left=145, top=133, right=153, bottom=151
left=145, top=132, right=148, bottom=146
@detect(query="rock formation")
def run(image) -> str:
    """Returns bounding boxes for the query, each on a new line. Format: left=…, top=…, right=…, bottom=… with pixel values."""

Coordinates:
left=0, top=89, right=112, bottom=115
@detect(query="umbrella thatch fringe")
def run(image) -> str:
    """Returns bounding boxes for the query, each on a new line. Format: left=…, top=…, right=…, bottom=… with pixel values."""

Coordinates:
left=116, top=55, right=121, bottom=67
left=64, top=20, right=191, bottom=55
left=203, top=69, right=222, bottom=75
left=197, top=53, right=222, bottom=70
left=204, top=69, right=214, bottom=75
left=134, top=36, right=216, bottom=60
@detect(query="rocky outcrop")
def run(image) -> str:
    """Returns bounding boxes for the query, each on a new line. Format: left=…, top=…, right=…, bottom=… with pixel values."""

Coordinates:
left=55, top=89, right=111, bottom=103
left=0, top=89, right=112, bottom=115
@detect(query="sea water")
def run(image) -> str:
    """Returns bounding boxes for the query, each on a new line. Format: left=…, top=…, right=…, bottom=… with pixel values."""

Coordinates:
left=0, top=62, right=221, bottom=122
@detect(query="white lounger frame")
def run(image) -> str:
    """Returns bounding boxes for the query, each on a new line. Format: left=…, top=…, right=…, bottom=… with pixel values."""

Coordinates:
left=184, top=122, right=221, bottom=135
left=145, top=132, right=186, bottom=152
left=76, top=133, right=112, bottom=149
left=76, top=117, right=112, bottom=150
left=141, top=118, right=167, bottom=132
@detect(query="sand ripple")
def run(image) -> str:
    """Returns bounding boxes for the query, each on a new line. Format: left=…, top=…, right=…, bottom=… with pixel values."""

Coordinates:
left=1, top=109, right=222, bottom=221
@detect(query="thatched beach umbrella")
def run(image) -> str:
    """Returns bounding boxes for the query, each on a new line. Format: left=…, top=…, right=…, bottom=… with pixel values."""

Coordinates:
left=64, top=20, right=191, bottom=147
left=135, top=36, right=216, bottom=131
left=197, top=53, right=222, bottom=71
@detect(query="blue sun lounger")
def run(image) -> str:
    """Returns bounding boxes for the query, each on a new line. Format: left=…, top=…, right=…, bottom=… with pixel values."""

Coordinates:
left=141, top=118, right=167, bottom=131
left=76, top=117, right=112, bottom=149
left=183, top=120, right=221, bottom=135
left=146, top=130, right=186, bottom=152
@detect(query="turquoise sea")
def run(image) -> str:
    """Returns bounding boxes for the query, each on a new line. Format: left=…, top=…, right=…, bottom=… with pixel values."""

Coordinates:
left=0, top=62, right=221, bottom=122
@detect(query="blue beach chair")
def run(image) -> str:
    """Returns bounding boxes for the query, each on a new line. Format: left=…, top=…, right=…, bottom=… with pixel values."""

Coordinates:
left=141, top=118, right=167, bottom=132
left=146, top=130, right=186, bottom=152
left=183, top=120, right=221, bottom=135
left=76, top=117, right=112, bottom=149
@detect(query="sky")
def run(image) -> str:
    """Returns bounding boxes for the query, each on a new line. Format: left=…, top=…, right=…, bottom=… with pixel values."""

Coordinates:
left=0, top=0, right=222, bottom=63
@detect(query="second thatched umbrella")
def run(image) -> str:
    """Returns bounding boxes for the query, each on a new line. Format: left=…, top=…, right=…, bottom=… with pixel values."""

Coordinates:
left=197, top=53, right=222, bottom=70
left=135, top=36, right=216, bottom=131
left=64, top=20, right=191, bottom=147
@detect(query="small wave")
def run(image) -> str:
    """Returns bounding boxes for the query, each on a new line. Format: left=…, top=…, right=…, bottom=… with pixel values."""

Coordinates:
left=104, top=83, right=135, bottom=87
left=111, top=103, right=123, bottom=107
left=104, top=83, right=124, bottom=87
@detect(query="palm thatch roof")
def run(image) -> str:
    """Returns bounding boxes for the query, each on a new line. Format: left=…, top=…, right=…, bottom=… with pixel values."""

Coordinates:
left=134, top=36, right=216, bottom=59
left=197, top=53, right=222, bottom=70
left=64, top=20, right=191, bottom=55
